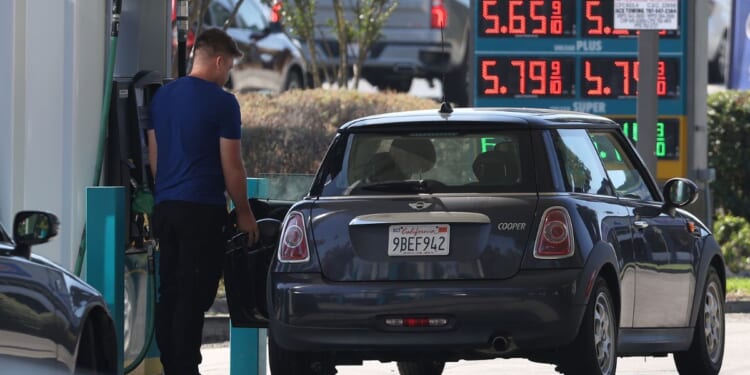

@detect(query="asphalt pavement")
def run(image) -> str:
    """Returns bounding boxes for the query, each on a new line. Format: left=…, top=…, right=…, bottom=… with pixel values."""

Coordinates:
left=199, top=313, right=750, bottom=375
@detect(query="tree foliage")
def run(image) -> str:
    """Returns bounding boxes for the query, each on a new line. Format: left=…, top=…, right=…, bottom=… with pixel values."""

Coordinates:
left=713, top=214, right=750, bottom=274
left=707, top=90, right=750, bottom=220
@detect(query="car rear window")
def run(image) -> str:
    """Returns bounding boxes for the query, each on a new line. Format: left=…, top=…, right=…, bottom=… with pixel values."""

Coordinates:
left=317, top=129, right=536, bottom=196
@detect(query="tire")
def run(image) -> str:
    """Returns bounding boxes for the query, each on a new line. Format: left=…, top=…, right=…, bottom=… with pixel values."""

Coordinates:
left=673, top=267, right=725, bottom=375
left=268, top=333, right=335, bottom=375
left=708, top=33, right=728, bottom=84
left=76, top=317, right=117, bottom=374
left=396, top=360, right=445, bottom=375
left=559, top=277, right=617, bottom=375
left=283, top=69, right=304, bottom=92
left=373, top=77, right=413, bottom=93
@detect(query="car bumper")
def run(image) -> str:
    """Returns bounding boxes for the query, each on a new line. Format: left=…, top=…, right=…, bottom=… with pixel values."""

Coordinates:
left=269, top=269, right=587, bottom=357
left=312, top=29, right=462, bottom=76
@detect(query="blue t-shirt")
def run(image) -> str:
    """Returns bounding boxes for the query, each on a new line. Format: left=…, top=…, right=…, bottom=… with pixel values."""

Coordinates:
left=148, top=76, right=242, bottom=206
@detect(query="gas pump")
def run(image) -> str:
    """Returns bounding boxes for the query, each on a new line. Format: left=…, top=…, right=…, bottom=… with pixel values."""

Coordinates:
left=90, top=1, right=272, bottom=374
left=105, top=69, right=164, bottom=374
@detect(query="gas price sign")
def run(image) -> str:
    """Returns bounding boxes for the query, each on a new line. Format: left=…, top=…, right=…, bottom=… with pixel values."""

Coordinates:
left=473, top=0, right=688, bottom=179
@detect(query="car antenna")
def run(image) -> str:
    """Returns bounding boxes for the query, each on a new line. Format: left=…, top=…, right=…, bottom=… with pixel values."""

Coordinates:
left=438, top=17, right=453, bottom=114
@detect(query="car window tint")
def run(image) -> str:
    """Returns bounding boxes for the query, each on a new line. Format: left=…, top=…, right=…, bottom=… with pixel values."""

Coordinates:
left=319, top=130, right=535, bottom=196
left=235, top=0, right=267, bottom=31
left=589, top=131, right=656, bottom=201
left=552, top=129, right=614, bottom=196
left=208, top=2, right=231, bottom=26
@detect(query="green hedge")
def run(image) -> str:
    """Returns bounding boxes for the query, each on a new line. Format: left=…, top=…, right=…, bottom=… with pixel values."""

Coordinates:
left=713, top=214, right=750, bottom=274
left=707, top=91, right=750, bottom=220
left=237, top=89, right=438, bottom=176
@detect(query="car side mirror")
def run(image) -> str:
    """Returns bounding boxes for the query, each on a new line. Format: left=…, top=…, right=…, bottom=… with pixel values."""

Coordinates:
left=13, top=211, right=59, bottom=258
left=662, top=178, right=699, bottom=213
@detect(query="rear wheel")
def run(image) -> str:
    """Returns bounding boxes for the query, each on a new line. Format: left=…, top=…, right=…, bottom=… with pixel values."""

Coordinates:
left=283, top=69, right=304, bottom=92
left=396, top=360, right=445, bottom=375
left=673, top=267, right=725, bottom=375
left=268, top=333, right=335, bottom=375
left=559, top=277, right=617, bottom=375
left=709, top=33, right=728, bottom=84
left=371, top=77, right=413, bottom=93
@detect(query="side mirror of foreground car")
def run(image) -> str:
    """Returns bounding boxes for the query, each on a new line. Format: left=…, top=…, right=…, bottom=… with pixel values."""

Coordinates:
left=662, top=178, right=699, bottom=214
left=12, top=211, right=59, bottom=258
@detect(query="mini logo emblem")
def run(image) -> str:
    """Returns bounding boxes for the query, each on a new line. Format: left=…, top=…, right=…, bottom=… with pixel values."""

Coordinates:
left=408, top=201, right=432, bottom=210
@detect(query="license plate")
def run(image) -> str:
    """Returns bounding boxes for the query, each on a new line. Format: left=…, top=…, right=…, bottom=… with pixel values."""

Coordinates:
left=388, top=224, right=450, bottom=256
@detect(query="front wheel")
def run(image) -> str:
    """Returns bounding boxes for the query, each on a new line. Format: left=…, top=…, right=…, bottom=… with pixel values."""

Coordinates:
left=397, top=360, right=445, bottom=375
left=673, top=267, right=725, bottom=375
left=559, top=277, right=617, bottom=375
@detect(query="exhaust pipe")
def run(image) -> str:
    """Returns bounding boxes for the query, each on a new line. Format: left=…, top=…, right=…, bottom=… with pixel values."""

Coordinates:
left=491, top=336, right=510, bottom=352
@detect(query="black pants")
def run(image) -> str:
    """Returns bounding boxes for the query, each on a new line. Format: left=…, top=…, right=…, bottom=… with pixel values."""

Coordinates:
left=153, top=201, right=228, bottom=375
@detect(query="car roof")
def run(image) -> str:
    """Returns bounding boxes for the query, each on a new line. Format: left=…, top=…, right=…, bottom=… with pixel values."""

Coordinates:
left=338, top=107, right=620, bottom=131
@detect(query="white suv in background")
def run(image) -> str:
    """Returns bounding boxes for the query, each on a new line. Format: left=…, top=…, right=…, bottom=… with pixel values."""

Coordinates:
left=708, top=0, right=731, bottom=83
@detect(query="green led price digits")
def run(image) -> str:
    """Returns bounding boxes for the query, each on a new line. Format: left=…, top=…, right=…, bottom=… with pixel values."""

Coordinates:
left=618, top=119, right=678, bottom=160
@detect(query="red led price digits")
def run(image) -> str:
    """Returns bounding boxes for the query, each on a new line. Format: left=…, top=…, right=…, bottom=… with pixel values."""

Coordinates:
left=481, top=58, right=567, bottom=96
left=549, top=60, right=563, bottom=94
left=482, top=0, right=565, bottom=36
left=483, top=0, right=501, bottom=34
left=509, top=1, right=525, bottom=34
left=482, top=59, right=504, bottom=95
left=584, top=0, right=628, bottom=36
left=584, top=59, right=672, bottom=97
left=585, top=61, right=606, bottom=96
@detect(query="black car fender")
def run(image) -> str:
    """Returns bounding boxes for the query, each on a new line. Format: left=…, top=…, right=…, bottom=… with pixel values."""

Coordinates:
left=687, top=235, right=726, bottom=328
left=576, top=240, right=622, bottom=315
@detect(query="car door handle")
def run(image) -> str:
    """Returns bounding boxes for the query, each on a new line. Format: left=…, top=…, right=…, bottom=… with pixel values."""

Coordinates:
left=633, top=220, right=649, bottom=229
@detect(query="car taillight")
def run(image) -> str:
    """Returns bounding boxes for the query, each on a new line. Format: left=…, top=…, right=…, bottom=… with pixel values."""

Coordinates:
left=534, top=207, right=574, bottom=259
left=278, top=211, right=310, bottom=263
left=431, top=0, right=447, bottom=29
left=271, top=1, right=282, bottom=24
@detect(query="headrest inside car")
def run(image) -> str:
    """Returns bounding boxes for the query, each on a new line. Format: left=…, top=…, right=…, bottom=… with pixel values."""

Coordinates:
left=389, top=138, right=437, bottom=175
left=472, top=150, right=520, bottom=185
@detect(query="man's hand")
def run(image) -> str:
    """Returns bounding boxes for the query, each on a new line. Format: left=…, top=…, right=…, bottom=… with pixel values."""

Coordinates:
left=237, top=210, right=259, bottom=245
left=220, top=137, right=259, bottom=245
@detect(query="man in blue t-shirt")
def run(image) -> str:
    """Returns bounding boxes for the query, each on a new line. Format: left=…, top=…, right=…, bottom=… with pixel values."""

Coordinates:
left=147, top=28, right=258, bottom=375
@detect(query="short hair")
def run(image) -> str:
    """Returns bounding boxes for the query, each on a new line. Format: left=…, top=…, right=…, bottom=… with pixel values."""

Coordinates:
left=194, top=28, right=242, bottom=58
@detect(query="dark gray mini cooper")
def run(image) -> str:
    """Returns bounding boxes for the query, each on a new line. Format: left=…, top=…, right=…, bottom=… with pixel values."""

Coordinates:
left=226, top=108, right=726, bottom=375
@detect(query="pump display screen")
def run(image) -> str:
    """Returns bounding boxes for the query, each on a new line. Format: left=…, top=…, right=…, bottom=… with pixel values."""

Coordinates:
left=614, top=117, right=680, bottom=160
left=473, top=0, right=688, bottom=178
left=581, top=58, right=680, bottom=98
left=479, top=0, right=576, bottom=37
left=478, top=0, right=679, bottom=38
left=478, top=57, right=576, bottom=97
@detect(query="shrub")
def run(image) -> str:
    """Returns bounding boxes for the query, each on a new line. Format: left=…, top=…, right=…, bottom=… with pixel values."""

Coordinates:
left=713, top=214, right=750, bottom=274
left=707, top=91, right=750, bottom=220
left=237, top=89, right=438, bottom=176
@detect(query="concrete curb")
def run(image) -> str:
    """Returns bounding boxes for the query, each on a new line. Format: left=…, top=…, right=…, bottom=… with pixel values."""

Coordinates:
left=203, top=299, right=750, bottom=344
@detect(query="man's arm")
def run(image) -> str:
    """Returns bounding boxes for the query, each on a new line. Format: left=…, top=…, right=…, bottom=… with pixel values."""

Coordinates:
left=147, top=129, right=157, bottom=179
left=220, top=137, right=259, bottom=242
